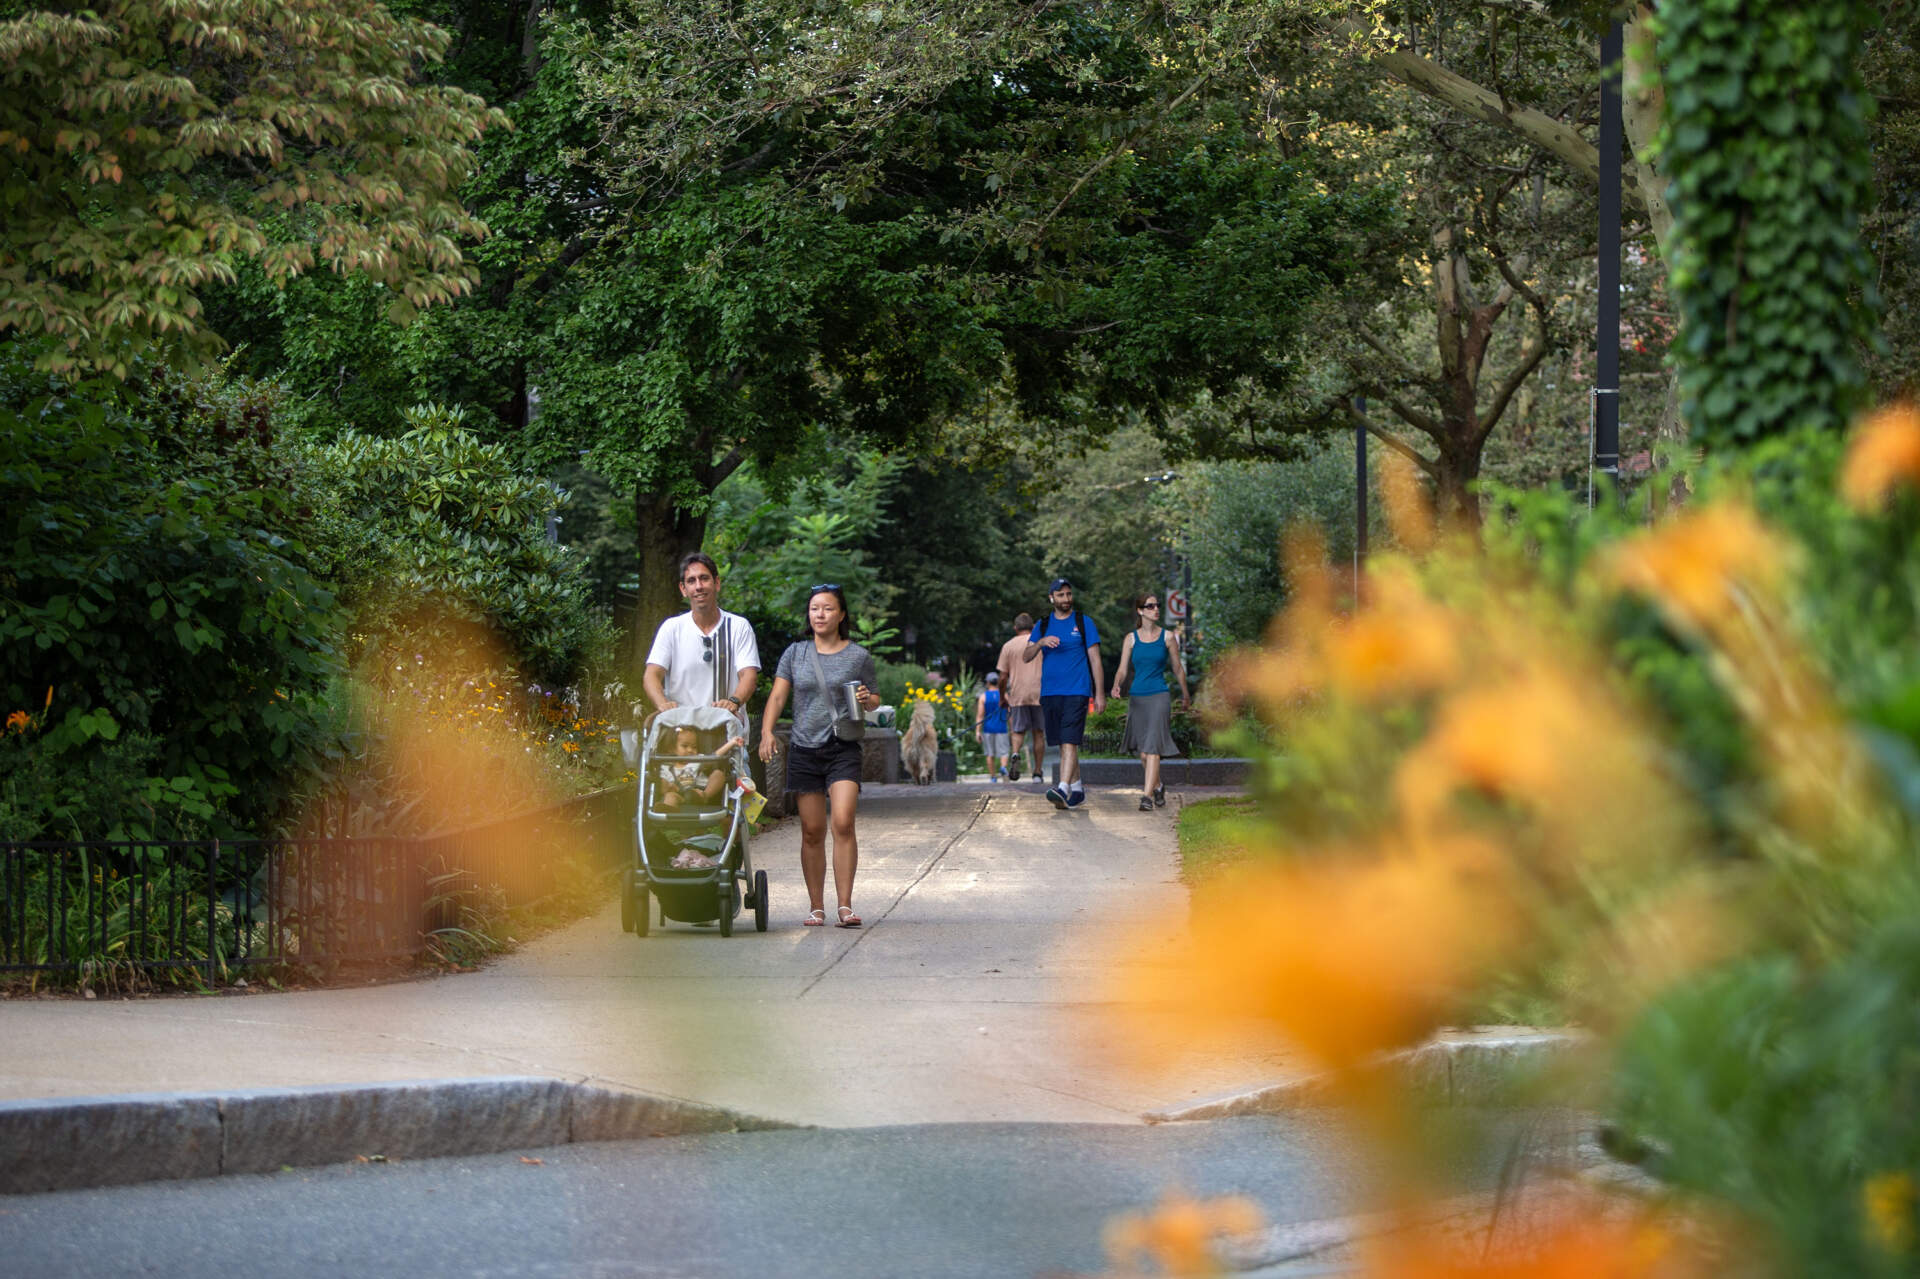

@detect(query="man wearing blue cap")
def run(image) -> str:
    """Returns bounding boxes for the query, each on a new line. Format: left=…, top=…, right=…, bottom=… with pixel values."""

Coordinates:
left=1022, top=577, right=1105, bottom=809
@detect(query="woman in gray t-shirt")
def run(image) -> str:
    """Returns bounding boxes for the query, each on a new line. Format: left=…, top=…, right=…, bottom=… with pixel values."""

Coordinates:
left=758, top=585, right=880, bottom=928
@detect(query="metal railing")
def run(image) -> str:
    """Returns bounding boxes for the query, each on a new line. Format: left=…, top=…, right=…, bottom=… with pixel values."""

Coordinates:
left=0, top=784, right=638, bottom=981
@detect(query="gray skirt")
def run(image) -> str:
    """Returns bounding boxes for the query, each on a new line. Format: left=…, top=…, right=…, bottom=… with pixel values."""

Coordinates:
left=1122, top=691, right=1180, bottom=757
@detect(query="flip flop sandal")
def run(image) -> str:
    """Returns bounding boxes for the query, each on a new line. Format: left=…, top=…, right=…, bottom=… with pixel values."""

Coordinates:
left=803, top=909, right=827, bottom=927
left=835, top=906, right=863, bottom=929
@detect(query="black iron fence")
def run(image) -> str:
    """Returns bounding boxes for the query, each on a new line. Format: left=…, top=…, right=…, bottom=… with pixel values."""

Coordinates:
left=0, top=785, right=637, bottom=981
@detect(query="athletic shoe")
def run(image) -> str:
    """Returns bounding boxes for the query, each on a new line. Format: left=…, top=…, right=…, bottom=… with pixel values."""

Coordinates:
left=1066, top=789, right=1086, bottom=809
left=1045, top=786, right=1068, bottom=809
left=1152, top=785, right=1166, bottom=808
left=1138, top=795, right=1154, bottom=811
left=1007, top=761, right=1020, bottom=782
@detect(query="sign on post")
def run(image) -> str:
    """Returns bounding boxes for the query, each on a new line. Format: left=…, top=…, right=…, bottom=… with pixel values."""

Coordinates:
left=1166, top=590, right=1188, bottom=620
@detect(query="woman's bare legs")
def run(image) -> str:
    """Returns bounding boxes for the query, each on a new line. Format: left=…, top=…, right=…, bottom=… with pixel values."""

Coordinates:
left=797, top=791, right=830, bottom=914
left=1142, top=752, right=1161, bottom=801
left=827, top=778, right=861, bottom=915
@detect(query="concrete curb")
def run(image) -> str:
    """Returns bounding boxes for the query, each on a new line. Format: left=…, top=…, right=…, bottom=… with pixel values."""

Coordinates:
left=1144, top=1029, right=1591, bottom=1124
left=0, top=1077, right=799, bottom=1195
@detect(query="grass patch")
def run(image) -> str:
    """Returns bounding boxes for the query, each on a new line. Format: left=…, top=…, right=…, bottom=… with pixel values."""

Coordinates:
left=1177, top=794, right=1267, bottom=883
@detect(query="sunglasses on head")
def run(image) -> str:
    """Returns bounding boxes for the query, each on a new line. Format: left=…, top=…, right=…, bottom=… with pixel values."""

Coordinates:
left=809, top=583, right=841, bottom=595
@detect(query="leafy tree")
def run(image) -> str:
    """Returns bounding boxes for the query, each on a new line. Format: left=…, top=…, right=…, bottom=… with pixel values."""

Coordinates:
left=0, top=0, right=505, bottom=375
left=703, top=448, right=903, bottom=649
left=1179, top=440, right=1368, bottom=653
left=558, top=4, right=1388, bottom=629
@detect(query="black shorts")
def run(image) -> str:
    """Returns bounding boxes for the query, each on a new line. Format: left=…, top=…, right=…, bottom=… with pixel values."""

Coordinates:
left=784, top=737, right=864, bottom=795
left=1040, top=695, right=1089, bottom=747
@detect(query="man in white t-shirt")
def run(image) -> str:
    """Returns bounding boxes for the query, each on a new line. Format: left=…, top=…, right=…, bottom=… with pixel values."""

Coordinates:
left=643, top=552, right=761, bottom=716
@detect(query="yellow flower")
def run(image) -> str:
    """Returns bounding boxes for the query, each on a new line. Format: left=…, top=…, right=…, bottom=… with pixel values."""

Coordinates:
left=1841, top=404, right=1920, bottom=510
left=1103, top=1190, right=1263, bottom=1277
left=1866, top=1172, right=1917, bottom=1253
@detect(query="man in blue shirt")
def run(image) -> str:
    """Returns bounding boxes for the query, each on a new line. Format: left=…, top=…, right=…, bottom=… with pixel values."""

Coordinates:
left=1022, top=577, right=1105, bottom=809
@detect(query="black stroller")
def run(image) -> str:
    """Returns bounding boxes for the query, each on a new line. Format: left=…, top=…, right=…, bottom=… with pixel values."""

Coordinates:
left=619, top=705, right=767, bottom=937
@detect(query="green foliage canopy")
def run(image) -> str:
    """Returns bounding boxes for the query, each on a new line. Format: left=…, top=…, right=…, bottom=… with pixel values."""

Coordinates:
left=0, top=0, right=504, bottom=375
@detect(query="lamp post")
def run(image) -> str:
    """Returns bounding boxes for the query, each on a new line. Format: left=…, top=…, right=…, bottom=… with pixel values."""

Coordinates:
left=1593, top=21, right=1624, bottom=507
left=1141, top=471, right=1188, bottom=646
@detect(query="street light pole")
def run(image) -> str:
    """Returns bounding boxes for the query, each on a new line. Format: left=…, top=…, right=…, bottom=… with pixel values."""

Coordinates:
left=1593, top=21, right=1624, bottom=507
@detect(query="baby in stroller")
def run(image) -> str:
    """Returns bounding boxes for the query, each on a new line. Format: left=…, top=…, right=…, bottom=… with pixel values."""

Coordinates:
left=655, top=724, right=744, bottom=811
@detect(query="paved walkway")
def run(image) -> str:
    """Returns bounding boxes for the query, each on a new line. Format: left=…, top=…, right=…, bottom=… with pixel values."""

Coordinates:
left=0, top=784, right=1304, bottom=1126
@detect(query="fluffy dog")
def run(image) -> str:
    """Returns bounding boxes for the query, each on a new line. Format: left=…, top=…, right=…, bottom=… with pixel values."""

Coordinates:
left=900, top=700, right=939, bottom=785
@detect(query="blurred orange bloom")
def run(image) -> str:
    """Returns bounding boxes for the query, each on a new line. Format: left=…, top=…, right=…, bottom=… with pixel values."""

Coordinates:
left=1123, top=839, right=1515, bottom=1074
left=1396, top=666, right=1589, bottom=828
left=1606, top=503, right=1782, bottom=634
left=4, top=709, right=29, bottom=733
left=1103, top=1189, right=1263, bottom=1277
left=1379, top=452, right=1436, bottom=554
left=1366, top=1215, right=1685, bottom=1278
left=1841, top=404, right=1920, bottom=511
left=1321, top=572, right=1463, bottom=701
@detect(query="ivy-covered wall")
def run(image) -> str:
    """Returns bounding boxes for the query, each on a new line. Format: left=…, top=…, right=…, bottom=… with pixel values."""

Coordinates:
left=1658, top=0, right=1879, bottom=448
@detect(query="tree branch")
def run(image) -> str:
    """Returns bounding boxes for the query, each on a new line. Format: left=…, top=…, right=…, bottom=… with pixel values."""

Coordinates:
left=1356, top=325, right=1432, bottom=387
left=1478, top=324, right=1551, bottom=445
left=1372, top=45, right=1648, bottom=213
left=1344, top=399, right=1437, bottom=475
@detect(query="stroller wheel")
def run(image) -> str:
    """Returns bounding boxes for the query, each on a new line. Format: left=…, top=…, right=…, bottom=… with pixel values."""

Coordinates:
left=717, top=879, right=736, bottom=938
left=620, top=873, right=636, bottom=933
left=634, top=881, right=650, bottom=937
left=753, top=870, right=769, bottom=933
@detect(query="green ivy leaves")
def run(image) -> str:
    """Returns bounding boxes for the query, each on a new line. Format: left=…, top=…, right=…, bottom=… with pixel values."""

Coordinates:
left=1656, top=0, right=1879, bottom=449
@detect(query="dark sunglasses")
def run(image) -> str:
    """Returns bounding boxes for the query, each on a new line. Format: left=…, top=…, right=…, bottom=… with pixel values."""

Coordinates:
left=701, top=633, right=714, bottom=663
left=1141, top=600, right=1160, bottom=608
left=809, top=583, right=841, bottom=595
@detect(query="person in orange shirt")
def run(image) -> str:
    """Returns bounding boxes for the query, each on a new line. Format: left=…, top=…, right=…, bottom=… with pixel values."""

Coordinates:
left=995, top=611, right=1046, bottom=783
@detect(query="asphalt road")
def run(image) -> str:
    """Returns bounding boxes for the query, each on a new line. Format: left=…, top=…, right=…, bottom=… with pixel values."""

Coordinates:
left=0, top=1116, right=1381, bottom=1279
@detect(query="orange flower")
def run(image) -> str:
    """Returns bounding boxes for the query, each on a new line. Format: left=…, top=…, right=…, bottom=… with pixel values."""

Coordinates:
left=1103, top=1189, right=1263, bottom=1277
left=1120, top=837, right=1516, bottom=1074
left=5, top=710, right=29, bottom=733
left=1365, top=1214, right=1684, bottom=1278
left=1320, top=572, right=1463, bottom=701
left=1379, top=452, right=1436, bottom=555
left=1841, top=404, right=1920, bottom=510
left=1606, top=503, right=1781, bottom=634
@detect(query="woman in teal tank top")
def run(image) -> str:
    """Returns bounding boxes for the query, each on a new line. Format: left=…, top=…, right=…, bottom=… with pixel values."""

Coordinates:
left=1108, top=592, right=1190, bottom=811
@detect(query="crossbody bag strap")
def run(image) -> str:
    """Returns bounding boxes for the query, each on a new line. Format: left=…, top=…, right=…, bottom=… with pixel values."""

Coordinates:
left=805, top=641, right=843, bottom=731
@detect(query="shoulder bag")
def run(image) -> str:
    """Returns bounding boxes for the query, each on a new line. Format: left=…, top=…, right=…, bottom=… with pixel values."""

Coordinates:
left=806, top=642, right=866, bottom=741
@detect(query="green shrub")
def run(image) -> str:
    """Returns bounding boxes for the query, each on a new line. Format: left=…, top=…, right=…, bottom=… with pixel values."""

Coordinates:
left=1612, top=914, right=1920, bottom=1275
left=1, top=353, right=342, bottom=839
left=299, top=405, right=599, bottom=687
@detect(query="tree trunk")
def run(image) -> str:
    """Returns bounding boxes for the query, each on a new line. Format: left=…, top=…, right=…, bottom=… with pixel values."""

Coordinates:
left=632, top=485, right=709, bottom=656
left=1620, top=6, right=1674, bottom=256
